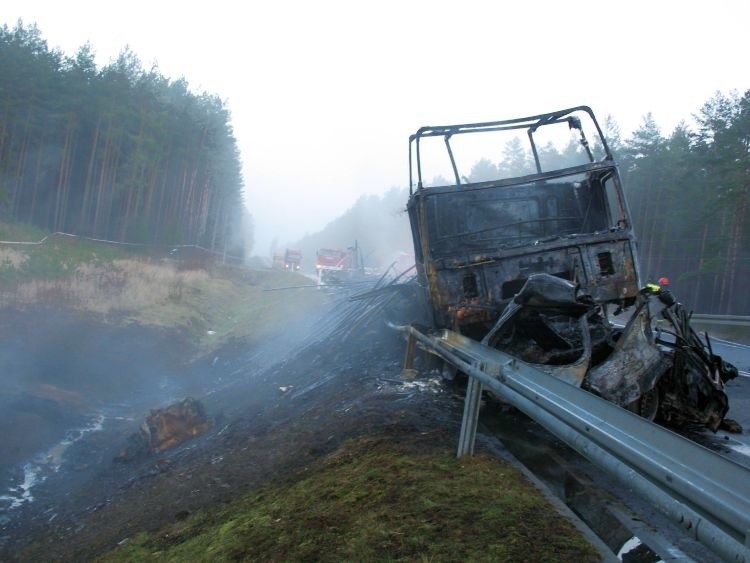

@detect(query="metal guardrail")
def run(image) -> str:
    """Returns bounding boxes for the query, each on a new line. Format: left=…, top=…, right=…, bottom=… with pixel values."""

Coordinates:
left=0, top=231, right=244, bottom=261
left=691, top=314, right=750, bottom=327
left=403, top=325, right=750, bottom=563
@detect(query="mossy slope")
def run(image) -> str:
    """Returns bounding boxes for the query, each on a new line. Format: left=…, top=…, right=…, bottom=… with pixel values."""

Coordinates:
left=103, top=436, right=598, bottom=562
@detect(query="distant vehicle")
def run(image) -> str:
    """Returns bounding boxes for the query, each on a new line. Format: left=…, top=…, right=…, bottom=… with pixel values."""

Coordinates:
left=284, top=248, right=302, bottom=271
left=406, top=106, right=737, bottom=431
left=272, top=251, right=285, bottom=270
left=316, top=242, right=364, bottom=285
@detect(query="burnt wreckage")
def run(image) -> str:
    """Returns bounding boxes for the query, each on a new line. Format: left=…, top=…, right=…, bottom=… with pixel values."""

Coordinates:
left=406, top=106, right=738, bottom=431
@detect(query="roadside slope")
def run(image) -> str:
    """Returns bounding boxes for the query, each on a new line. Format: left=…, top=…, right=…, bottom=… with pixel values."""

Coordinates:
left=0, top=221, right=328, bottom=357
left=103, top=435, right=599, bottom=562
left=0, top=223, right=606, bottom=561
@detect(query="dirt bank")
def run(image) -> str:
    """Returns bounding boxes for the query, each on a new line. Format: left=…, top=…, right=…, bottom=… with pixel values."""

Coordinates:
left=0, top=281, right=608, bottom=562
left=0, top=306, right=194, bottom=472
left=0, top=285, right=449, bottom=560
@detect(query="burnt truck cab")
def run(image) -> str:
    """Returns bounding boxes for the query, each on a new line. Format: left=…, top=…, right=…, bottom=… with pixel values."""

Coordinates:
left=407, top=107, right=737, bottom=431
left=408, top=107, right=637, bottom=331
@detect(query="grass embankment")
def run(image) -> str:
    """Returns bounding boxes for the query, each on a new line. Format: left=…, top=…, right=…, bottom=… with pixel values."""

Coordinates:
left=102, top=436, right=599, bottom=562
left=0, top=221, right=125, bottom=281
left=0, top=221, right=328, bottom=356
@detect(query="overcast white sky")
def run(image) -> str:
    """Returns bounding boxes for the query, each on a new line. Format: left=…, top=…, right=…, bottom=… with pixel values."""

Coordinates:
left=2, top=0, right=748, bottom=254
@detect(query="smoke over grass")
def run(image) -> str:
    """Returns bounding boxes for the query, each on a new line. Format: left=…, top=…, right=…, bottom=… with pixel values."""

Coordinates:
left=288, top=187, right=413, bottom=274
left=0, top=226, right=331, bottom=356
left=0, top=248, right=28, bottom=269
left=9, top=259, right=207, bottom=313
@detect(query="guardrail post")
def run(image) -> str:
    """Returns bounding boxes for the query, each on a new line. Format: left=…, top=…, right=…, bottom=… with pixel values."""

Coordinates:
left=457, top=370, right=483, bottom=458
left=402, top=332, right=418, bottom=380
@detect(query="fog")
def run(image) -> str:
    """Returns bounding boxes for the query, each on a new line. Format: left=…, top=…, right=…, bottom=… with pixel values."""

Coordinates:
left=0, top=292, right=350, bottom=513
left=2, top=0, right=748, bottom=256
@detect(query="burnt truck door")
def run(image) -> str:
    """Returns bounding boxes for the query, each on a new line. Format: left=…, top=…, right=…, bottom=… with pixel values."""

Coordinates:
left=406, top=107, right=641, bottom=335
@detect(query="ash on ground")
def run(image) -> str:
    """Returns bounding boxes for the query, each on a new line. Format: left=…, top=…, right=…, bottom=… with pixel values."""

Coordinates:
left=1, top=282, right=462, bottom=561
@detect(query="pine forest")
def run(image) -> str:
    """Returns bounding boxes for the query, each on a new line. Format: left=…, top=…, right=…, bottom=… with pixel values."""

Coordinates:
left=1, top=22, right=748, bottom=314
left=0, top=22, right=246, bottom=255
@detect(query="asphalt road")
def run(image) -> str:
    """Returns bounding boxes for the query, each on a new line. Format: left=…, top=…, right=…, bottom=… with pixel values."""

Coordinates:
left=710, top=338, right=750, bottom=465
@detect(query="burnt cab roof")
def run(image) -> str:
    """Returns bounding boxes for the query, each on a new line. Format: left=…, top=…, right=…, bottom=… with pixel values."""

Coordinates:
left=408, top=106, right=612, bottom=194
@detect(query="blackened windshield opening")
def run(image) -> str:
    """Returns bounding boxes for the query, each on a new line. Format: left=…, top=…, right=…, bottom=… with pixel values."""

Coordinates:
left=427, top=170, right=623, bottom=257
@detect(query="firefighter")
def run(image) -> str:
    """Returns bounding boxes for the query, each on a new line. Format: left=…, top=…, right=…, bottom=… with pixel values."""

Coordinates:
left=644, top=276, right=675, bottom=307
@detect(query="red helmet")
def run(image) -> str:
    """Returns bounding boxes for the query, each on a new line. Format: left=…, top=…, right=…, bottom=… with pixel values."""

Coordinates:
left=658, top=276, right=670, bottom=286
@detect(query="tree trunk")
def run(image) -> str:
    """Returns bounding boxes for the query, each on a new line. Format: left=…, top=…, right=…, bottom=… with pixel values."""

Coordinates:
left=79, top=115, right=101, bottom=233
left=723, top=188, right=747, bottom=313
left=692, top=222, right=709, bottom=309
left=28, top=131, right=44, bottom=223
left=713, top=208, right=729, bottom=313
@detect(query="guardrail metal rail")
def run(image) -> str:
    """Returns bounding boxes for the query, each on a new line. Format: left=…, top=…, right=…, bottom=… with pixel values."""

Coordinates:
left=691, top=314, right=750, bottom=327
left=401, top=325, right=750, bottom=562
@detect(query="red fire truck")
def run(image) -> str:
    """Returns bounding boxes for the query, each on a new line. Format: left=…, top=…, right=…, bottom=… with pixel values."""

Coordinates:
left=316, top=243, right=363, bottom=285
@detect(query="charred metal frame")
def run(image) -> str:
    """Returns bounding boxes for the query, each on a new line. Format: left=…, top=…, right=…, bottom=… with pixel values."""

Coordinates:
left=409, top=106, right=610, bottom=193
left=399, top=323, right=750, bottom=563
left=407, top=106, right=640, bottom=334
left=405, top=106, right=736, bottom=432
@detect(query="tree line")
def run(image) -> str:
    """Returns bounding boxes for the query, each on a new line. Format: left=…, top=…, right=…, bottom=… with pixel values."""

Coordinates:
left=458, top=95, right=750, bottom=315
left=463, top=94, right=749, bottom=314
left=611, top=92, right=748, bottom=315
left=304, top=93, right=749, bottom=315
left=0, top=22, right=248, bottom=255
left=289, top=187, right=413, bottom=274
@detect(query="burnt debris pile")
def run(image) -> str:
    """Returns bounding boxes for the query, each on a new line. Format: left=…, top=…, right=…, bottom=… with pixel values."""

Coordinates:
left=116, top=398, right=214, bottom=461
left=405, top=106, right=740, bottom=433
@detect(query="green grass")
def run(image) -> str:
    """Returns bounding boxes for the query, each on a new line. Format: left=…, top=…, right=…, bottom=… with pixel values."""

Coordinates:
left=102, top=436, right=599, bottom=562
left=138, top=266, right=329, bottom=356
left=0, top=221, right=128, bottom=284
left=0, top=220, right=49, bottom=242
left=0, top=220, right=329, bottom=356
left=2, top=236, right=127, bottom=283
